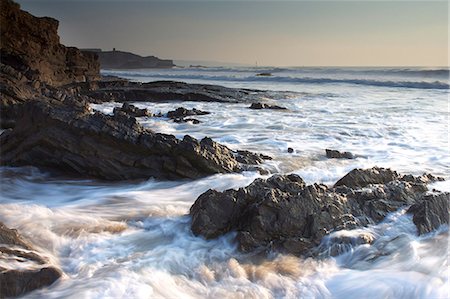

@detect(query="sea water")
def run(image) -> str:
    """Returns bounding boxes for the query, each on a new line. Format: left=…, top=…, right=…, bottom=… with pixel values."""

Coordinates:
left=1, top=67, right=448, bottom=298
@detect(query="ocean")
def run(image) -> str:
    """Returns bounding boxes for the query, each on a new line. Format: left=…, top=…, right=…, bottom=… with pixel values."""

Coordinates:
left=1, top=67, right=449, bottom=298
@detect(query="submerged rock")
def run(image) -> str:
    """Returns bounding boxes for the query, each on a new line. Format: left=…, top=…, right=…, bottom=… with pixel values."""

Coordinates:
left=0, top=100, right=271, bottom=180
left=0, top=222, right=62, bottom=297
left=190, top=167, right=447, bottom=256
left=325, top=149, right=354, bottom=159
left=249, top=103, right=287, bottom=110
left=173, top=118, right=201, bottom=124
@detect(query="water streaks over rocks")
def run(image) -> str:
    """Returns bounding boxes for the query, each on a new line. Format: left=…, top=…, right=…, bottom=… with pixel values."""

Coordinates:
left=190, top=167, right=448, bottom=255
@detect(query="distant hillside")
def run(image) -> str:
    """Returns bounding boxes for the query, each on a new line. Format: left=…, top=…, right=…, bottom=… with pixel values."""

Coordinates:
left=84, top=49, right=175, bottom=69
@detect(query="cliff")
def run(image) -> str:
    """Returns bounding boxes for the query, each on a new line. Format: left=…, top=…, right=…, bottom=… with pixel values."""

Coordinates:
left=89, top=49, right=175, bottom=69
left=0, top=0, right=100, bottom=86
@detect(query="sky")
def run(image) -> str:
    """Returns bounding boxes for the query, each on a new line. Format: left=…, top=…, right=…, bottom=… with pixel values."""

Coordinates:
left=17, top=0, right=449, bottom=67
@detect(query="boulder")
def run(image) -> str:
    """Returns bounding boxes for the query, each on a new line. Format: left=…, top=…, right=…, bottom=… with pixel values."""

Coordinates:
left=0, top=99, right=271, bottom=180
left=190, top=167, right=447, bottom=256
left=173, top=118, right=201, bottom=124
left=0, top=222, right=62, bottom=297
left=325, top=149, right=354, bottom=159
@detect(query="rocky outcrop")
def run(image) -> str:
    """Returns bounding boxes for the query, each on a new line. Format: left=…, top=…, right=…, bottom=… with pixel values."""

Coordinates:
left=0, top=222, right=62, bottom=297
left=249, top=103, right=287, bottom=110
left=0, top=0, right=100, bottom=128
left=113, top=103, right=152, bottom=117
left=83, top=80, right=265, bottom=104
left=0, top=0, right=99, bottom=86
left=407, top=193, right=449, bottom=234
left=167, top=107, right=210, bottom=119
left=325, top=149, right=354, bottom=159
left=0, top=99, right=270, bottom=180
left=89, top=49, right=175, bottom=69
left=190, top=167, right=447, bottom=256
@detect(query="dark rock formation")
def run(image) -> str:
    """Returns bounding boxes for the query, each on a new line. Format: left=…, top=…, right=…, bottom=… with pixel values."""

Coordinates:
left=407, top=193, right=449, bottom=234
left=190, top=167, right=447, bottom=256
left=173, top=118, right=201, bottom=124
left=83, top=80, right=265, bottom=104
left=86, top=49, right=175, bottom=69
left=0, top=99, right=271, bottom=180
left=334, top=167, right=399, bottom=188
left=256, top=72, right=272, bottom=77
left=249, top=103, right=287, bottom=110
left=0, top=0, right=99, bottom=86
left=325, top=149, right=354, bottom=159
left=0, top=222, right=62, bottom=297
left=167, top=107, right=210, bottom=119
left=287, top=147, right=294, bottom=153
left=0, top=0, right=99, bottom=128
left=113, top=103, right=152, bottom=117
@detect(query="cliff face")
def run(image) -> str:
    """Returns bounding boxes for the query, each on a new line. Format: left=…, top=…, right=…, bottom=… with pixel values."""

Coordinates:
left=0, top=0, right=100, bottom=86
left=93, top=50, right=175, bottom=69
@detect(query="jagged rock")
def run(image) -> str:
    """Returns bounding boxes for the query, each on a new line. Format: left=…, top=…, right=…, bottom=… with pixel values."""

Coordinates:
left=167, top=107, right=210, bottom=118
left=249, top=103, right=287, bottom=110
left=0, top=222, right=62, bottom=297
left=407, top=193, right=449, bottom=234
left=190, top=167, right=447, bottom=256
left=325, top=149, right=354, bottom=159
left=0, top=100, right=270, bottom=180
left=334, top=167, right=399, bottom=188
left=113, top=103, right=152, bottom=117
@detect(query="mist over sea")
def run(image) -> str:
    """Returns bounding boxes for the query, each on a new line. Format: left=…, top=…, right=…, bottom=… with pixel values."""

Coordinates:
left=1, top=66, right=448, bottom=298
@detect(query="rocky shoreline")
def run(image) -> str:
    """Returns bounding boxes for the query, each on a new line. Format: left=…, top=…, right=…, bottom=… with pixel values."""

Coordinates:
left=0, top=0, right=449, bottom=297
left=190, top=167, right=448, bottom=256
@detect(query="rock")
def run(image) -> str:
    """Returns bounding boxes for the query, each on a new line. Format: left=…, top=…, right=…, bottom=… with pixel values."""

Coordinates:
left=84, top=80, right=267, bottom=104
left=167, top=107, right=210, bottom=123
left=325, top=149, right=354, bottom=159
left=249, top=103, right=287, bottom=110
left=0, top=222, right=62, bottom=297
left=407, top=193, right=449, bottom=234
left=256, top=72, right=272, bottom=77
left=287, top=147, right=294, bottom=153
left=190, top=167, right=447, bottom=256
left=334, top=167, right=399, bottom=188
left=167, top=107, right=210, bottom=118
left=0, top=0, right=99, bottom=86
left=173, top=118, right=201, bottom=124
left=113, top=103, right=152, bottom=117
left=0, top=99, right=268, bottom=181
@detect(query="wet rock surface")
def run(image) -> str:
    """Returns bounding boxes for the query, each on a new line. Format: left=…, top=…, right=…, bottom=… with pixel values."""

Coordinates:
left=0, top=99, right=271, bottom=181
left=325, top=149, right=355, bottom=159
left=0, top=222, right=62, bottom=298
left=167, top=107, right=210, bottom=119
left=190, top=167, right=448, bottom=256
left=113, top=103, right=152, bottom=117
left=407, top=193, right=449, bottom=234
left=249, top=102, right=287, bottom=110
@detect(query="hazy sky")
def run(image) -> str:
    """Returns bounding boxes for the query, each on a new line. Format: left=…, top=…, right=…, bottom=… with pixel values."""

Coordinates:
left=17, top=0, right=448, bottom=66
